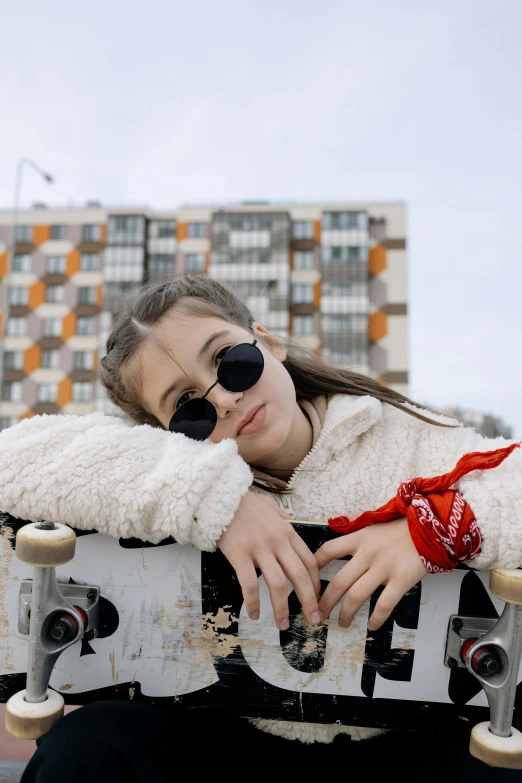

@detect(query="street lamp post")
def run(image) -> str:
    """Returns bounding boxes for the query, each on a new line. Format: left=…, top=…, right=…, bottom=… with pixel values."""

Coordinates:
left=0, top=158, right=54, bottom=420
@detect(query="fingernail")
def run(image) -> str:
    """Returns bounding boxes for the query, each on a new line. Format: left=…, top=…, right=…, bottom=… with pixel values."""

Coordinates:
left=280, top=618, right=289, bottom=631
left=311, top=612, right=323, bottom=625
left=250, top=612, right=259, bottom=621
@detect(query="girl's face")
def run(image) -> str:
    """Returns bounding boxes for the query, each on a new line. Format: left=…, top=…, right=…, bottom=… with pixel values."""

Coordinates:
left=137, top=311, right=302, bottom=467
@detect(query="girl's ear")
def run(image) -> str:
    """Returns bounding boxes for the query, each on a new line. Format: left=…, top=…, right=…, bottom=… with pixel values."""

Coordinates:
left=252, top=322, right=287, bottom=362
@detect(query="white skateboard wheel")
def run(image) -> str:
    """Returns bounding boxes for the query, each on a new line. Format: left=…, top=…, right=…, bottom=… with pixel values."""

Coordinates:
left=16, top=522, right=76, bottom=567
left=490, top=569, right=522, bottom=605
left=470, top=722, right=522, bottom=769
left=5, top=689, right=64, bottom=740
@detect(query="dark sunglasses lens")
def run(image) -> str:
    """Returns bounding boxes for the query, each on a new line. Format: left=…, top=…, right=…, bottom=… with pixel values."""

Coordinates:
left=218, top=343, right=264, bottom=393
left=168, top=398, right=217, bottom=441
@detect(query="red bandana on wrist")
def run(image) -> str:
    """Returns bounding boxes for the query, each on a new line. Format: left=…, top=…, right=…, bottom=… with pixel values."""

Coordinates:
left=328, top=443, right=520, bottom=574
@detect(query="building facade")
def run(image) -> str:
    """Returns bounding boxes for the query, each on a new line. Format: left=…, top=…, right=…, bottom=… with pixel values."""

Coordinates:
left=0, top=201, right=407, bottom=426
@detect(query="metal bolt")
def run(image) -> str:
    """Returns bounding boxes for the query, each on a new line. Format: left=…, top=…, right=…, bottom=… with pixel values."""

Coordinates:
left=452, top=617, right=463, bottom=633
left=447, top=657, right=458, bottom=669
left=38, top=520, right=55, bottom=530
left=474, top=648, right=500, bottom=677
left=87, top=589, right=97, bottom=601
left=50, top=615, right=77, bottom=643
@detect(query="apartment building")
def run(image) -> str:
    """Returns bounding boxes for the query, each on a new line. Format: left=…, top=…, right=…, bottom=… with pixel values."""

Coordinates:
left=0, top=201, right=407, bottom=426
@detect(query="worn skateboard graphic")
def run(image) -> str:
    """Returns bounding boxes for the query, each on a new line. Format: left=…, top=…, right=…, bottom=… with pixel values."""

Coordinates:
left=2, top=514, right=522, bottom=767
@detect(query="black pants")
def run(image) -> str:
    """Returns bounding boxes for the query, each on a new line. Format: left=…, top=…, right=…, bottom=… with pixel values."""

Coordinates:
left=21, top=701, right=522, bottom=783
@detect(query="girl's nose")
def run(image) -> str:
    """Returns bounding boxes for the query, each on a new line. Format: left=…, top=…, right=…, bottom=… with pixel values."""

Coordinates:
left=208, top=385, right=244, bottom=416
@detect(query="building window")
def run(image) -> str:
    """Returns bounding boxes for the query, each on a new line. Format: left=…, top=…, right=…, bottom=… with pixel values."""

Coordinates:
left=3, top=351, right=23, bottom=370
left=322, top=246, right=366, bottom=264
left=8, top=287, right=29, bottom=306
left=50, top=225, right=68, bottom=240
left=42, top=318, right=62, bottom=337
left=46, top=285, right=65, bottom=303
left=80, top=252, right=99, bottom=271
left=322, top=212, right=367, bottom=230
left=46, top=255, right=66, bottom=274
left=72, top=382, right=93, bottom=402
left=155, top=220, right=176, bottom=238
left=293, top=221, right=314, bottom=239
left=293, top=315, right=315, bottom=335
left=78, top=286, right=97, bottom=305
left=294, top=251, right=314, bottom=269
left=73, top=351, right=93, bottom=370
left=12, top=254, right=32, bottom=272
left=293, top=285, right=314, bottom=304
left=82, top=224, right=101, bottom=242
left=7, top=317, right=26, bottom=336
left=107, top=215, right=145, bottom=244
left=2, top=382, right=23, bottom=402
left=14, top=226, right=32, bottom=242
left=0, top=417, right=15, bottom=430
left=37, top=383, right=58, bottom=403
left=187, top=222, right=207, bottom=239
left=41, top=349, right=60, bottom=369
left=185, top=253, right=205, bottom=272
left=76, top=317, right=97, bottom=336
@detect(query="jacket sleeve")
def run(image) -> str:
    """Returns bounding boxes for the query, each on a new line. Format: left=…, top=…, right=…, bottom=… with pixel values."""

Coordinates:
left=0, top=412, right=253, bottom=551
left=410, top=409, right=522, bottom=570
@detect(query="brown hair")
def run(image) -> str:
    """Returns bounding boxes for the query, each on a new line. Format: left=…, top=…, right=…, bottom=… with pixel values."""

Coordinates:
left=100, top=274, right=453, bottom=480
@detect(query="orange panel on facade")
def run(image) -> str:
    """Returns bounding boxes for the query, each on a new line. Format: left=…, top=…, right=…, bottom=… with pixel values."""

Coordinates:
left=369, top=245, right=387, bottom=276
left=33, top=225, right=50, bottom=246
left=289, top=249, right=294, bottom=270
left=177, top=222, right=187, bottom=241
left=96, top=284, right=103, bottom=307
left=100, top=224, right=107, bottom=243
left=62, top=312, right=76, bottom=340
left=19, top=410, right=36, bottom=421
left=66, top=250, right=81, bottom=276
left=369, top=310, right=388, bottom=341
left=314, top=221, right=321, bottom=244
left=93, top=349, right=99, bottom=371
left=29, top=281, right=45, bottom=309
left=204, top=251, right=210, bottom=274
left=0, top=251, right=8, bottom=278
left=289, top=313, right=294, bottom=334
left=57, top=378, right=72, bottom=408
left=313, top=281, right=321, bottom=308
left=24, top=345, right=41, bottom=373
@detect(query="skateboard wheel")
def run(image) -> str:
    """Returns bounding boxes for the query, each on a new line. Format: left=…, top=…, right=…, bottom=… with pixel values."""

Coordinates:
left=490, top=569, right=522, bottom=605
left=15, top=522, right=76, bottom=567
left=470, top=722, right=522, bottom=769
left=5, top=689, right=64, bottom=740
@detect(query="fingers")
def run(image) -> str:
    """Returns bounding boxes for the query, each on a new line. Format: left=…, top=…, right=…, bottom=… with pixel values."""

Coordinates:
left=315, top=532, right=360, bottom=569
left=234, top=559, right=261, bottom=620
left=256, top=555, right=291, bottom=630
left=337, top=571, right=383, bottom=628
left=290, top=532, right=322, bottom=598
left=278, top=545, right=322, bottom=626
left=318, top=556, right=368, bottom=620
left=367, top=581, right=411, bottom=631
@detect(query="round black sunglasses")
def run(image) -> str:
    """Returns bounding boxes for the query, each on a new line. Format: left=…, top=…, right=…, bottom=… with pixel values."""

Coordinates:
left=168, top=339, right=264, bottom=441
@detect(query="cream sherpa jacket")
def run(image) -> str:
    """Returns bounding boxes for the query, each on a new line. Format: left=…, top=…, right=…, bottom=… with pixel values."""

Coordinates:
left=0, top=394, right=520, bottom=743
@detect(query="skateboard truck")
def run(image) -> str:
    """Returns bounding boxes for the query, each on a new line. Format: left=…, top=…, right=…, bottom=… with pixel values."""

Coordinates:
left=446, top=569, right=522, bottom=769
left=5, top=521, right=96, bottom=740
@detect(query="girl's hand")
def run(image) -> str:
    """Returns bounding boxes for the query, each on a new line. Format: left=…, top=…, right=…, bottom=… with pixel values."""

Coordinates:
left=218, top=492, right=322, bottom=631
left=315, top=517, right=428, bottom=631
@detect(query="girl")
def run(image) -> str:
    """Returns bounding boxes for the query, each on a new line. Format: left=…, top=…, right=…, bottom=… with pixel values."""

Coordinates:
left=1, top=275, right=520, bottom=782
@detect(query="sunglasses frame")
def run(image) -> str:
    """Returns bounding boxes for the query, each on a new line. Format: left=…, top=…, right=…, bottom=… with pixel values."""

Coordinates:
left=168, top=338, right=264, bottom=440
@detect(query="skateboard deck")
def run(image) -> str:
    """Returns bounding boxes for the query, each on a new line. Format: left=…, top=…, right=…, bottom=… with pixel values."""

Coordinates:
left=2, top=513, right=521, bottom=734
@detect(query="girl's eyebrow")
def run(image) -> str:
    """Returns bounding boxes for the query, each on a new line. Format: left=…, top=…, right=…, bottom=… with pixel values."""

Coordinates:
left=158, top=329, right=231, bottom=412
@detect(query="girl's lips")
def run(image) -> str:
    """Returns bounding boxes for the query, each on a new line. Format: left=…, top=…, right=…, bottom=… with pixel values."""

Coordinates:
left=238, top=404, right=266, bottom=436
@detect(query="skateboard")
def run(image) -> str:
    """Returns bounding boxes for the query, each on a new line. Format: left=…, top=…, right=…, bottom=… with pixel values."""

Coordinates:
left=2, top=513, right=522, bottom=768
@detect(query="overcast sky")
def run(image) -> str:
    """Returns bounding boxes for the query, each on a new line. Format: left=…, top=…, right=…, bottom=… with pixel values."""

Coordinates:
left=2, top=0, right=521, bottom=435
